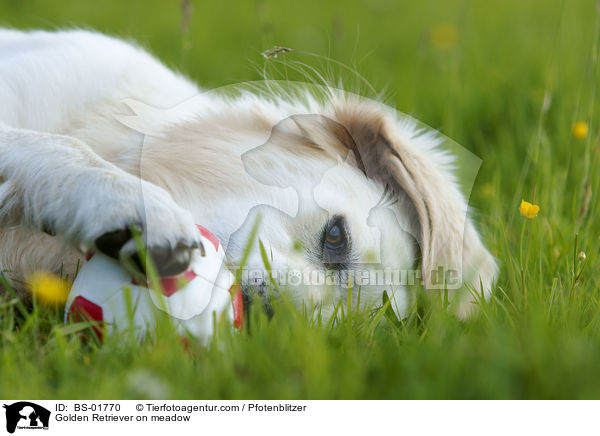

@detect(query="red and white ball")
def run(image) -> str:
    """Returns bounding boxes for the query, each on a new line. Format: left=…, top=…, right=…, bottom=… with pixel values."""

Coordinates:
left=64, top=225, right=243, bottom=343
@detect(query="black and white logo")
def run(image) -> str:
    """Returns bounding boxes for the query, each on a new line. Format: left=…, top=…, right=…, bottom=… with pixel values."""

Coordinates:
left=2, top=402, right=50, bottom=434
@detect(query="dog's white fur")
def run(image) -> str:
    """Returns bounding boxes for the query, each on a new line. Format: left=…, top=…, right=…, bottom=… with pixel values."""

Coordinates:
left=0, top=28, right=497, bottom=317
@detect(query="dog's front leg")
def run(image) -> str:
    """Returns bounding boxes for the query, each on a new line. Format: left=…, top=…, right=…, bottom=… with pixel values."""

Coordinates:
left=0, top=122, right=201, bottom=276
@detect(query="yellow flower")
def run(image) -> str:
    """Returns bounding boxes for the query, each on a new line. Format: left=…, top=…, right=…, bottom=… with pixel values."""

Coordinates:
left=480, top=183, right=494, bottom=198
left=431, top=24, right=458, bottom=50
left=29, top=271, right=69, bottom=305
left=519, top=200, right=540, bottom=218
left=572, top=121, right=589, bottom=140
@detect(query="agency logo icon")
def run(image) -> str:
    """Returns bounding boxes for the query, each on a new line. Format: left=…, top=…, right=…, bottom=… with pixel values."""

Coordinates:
left=2, top=402, right=50, bottom=434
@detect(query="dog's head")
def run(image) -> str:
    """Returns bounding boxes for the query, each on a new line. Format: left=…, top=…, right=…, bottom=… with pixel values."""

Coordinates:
left=123, top=88, right=497, bottom=318
left=229, top=95, right=497, bottom=318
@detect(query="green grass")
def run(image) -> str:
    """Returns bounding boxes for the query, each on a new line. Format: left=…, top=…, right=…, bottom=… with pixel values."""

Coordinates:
left=1, top=0, right=600, bottom=399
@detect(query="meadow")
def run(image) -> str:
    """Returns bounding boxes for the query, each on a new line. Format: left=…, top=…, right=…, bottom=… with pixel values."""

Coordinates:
left=1, top=0, right=599, bottom=399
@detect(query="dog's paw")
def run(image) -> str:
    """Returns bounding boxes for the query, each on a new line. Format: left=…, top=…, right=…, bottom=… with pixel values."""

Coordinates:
left=96, top=179, right=201, bottom=277
left=54, top=171, right=201, bottom=277
left=95, top=225, right=200, bottom=277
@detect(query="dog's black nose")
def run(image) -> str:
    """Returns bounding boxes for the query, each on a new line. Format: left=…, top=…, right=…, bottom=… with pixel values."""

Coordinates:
left=241, top=283, right=275, bottom=324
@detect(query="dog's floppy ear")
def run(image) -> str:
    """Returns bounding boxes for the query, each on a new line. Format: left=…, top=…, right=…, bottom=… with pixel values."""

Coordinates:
left=333, top=105, right=497, bottom=309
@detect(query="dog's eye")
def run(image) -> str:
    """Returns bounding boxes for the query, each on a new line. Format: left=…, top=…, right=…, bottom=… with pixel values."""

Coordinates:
left=326, top=224, right=343, bottom=247
left=321, top=215, right=350, bottom=268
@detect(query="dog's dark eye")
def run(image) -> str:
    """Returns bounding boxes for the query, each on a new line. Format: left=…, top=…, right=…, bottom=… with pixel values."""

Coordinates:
left=326, top=224, right=342, bottom=247
left=321, top=215, right=350, bottom=268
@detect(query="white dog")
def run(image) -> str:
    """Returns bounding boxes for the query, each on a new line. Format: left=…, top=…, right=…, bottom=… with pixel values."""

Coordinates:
left=0, top=28, right=497, bottom=317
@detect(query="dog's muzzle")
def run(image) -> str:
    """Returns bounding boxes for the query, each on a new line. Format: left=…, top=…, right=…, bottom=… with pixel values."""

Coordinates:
left=241, top=282, right=275, bottom=323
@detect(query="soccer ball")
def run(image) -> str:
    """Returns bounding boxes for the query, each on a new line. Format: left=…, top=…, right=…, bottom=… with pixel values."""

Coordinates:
left=64, top=225, right=243, bottom=344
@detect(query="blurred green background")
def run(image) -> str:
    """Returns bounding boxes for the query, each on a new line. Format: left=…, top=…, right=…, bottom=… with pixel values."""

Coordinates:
left=1, top=0, right=599, bottom=399
left=1, top=0, right=595, bottom=211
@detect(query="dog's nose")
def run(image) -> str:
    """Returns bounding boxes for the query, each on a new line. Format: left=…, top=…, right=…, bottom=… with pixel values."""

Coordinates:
left=241, top=283, right=275, bottom=323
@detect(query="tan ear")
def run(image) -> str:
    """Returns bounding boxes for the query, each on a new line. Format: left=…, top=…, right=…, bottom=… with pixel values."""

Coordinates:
left=333, top=105, right=497, bottom=307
